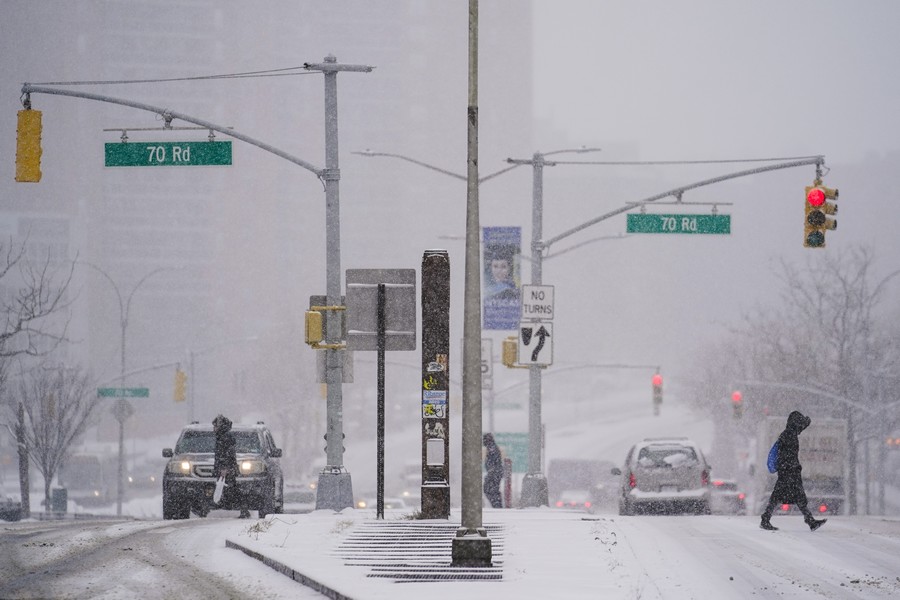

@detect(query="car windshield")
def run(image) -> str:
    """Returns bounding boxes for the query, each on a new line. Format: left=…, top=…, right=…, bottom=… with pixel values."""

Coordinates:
left=636, top=445, right=698, bottom=468
left=175, top=430, right=261, bottom=454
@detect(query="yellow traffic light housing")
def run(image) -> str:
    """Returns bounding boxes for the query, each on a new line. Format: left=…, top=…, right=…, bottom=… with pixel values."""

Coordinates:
left=804, top=181, right=838, bottom=248
left=305, top=305, right=346, bottom=349
left=501, top=337, right=518, bottom=368
left=174, top=367, right=187, bottom=402
left=305, top=310, right=324, bottom=345
left=15, top=109, right=43, bottom=182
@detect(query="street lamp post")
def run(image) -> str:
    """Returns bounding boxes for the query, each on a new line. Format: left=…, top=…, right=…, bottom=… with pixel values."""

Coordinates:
left=78, top=261, right=173, bottom=517
left=505, top=147, right=601, bottom=507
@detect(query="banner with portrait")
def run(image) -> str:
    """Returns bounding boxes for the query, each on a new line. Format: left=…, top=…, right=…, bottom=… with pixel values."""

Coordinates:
left=482, top=226, right=521, bottom=330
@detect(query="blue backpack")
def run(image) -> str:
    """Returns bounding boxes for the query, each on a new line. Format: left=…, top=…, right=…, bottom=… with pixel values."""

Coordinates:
left=766, top=441, right=779, bottom=474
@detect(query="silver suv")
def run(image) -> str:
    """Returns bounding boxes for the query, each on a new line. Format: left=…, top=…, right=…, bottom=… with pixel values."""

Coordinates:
left=162, top=421, right=283, bottom=519
left=612, top=437, right=711, bottom=515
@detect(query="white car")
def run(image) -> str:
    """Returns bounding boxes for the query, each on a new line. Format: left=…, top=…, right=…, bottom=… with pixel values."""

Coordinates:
left=612, top=437, right=711, bottom=516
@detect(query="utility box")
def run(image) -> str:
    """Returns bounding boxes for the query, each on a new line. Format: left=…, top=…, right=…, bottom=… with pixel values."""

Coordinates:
left=51, top=488, right=68, bottom=513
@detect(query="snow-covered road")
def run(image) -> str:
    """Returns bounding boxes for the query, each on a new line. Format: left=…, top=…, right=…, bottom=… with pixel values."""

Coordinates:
left=609, top=514, right=900, bottom=599
left=3, top=511, right=898, bottom=599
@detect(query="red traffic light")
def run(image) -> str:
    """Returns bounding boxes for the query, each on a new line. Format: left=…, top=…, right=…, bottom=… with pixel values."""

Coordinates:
left=731, top=390, right=742, bottom=404
left=652, top=373, right=662, bottom=387
left=806, top=187, right=826, bottom=207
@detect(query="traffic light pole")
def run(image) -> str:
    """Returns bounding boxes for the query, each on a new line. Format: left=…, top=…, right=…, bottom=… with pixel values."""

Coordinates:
left=22, top=56, right=373, bottom=512
left=506, top=148, right=602, bottom=507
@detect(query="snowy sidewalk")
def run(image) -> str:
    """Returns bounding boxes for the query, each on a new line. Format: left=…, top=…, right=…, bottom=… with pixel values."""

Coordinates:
left=225, top=507, right=630, bottom=600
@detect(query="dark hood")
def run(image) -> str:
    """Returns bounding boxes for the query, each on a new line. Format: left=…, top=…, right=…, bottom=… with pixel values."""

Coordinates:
left=786, top=410, right=811, bottom=434
left=213, top=414, right=232, bottom=434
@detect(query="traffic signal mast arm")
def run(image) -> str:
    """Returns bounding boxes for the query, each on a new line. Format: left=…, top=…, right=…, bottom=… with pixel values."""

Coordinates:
left=542, top=156, right=825, bottom=252
left=19, top=84, right=325, bottom=180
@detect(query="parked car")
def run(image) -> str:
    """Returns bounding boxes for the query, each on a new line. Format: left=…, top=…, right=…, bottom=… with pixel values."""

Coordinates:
left=282, top=483, right=316, bottom=514
left=709, top=479, right=747, bottom=515
left=553, top=488, right=593, bottom=511
left=548, top=458, right=618, bottom=513
left=355, top=495, right=408, bottom=510
left=162, top=421, right=283, bottom=519
left=612, top=437, right=711, bottom=516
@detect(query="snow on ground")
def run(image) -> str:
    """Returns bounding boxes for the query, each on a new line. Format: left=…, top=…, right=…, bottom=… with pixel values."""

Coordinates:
left=227, top=507, right=900, bottom=600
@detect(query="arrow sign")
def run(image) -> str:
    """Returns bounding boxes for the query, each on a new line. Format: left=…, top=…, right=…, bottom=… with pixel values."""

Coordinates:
left=530, top=325, right=550, bottom=362
left=518, top=322, right=553, bottom=366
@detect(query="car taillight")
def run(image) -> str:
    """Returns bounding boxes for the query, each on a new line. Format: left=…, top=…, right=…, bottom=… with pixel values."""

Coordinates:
left=738, top=493, right=746, bottom=500
left=555, top=501, right=564, bottom=508
left=781, top=503, right=790, bottom=512
left=629, top=472, right=636, bottom=488
left=584, top=501, right=592, bottom=509
left=818, top=504, right=828, bottom=513
left=701, top=470, right=709, bottom=486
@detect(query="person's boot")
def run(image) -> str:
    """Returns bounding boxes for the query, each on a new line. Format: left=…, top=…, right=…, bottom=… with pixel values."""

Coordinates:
left=760, top=516, right=778, bottom=531
left=806, top=517, right=827, bottom=531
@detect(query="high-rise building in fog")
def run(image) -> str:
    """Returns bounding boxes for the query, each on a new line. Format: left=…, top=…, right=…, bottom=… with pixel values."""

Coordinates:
left=2, top=1, right=533, bottom=442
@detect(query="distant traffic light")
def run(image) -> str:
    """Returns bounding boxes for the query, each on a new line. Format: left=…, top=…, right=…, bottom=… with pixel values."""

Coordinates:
left=732, top=390, right=743, bottom=419
left=652, top=373, right=663, bottom=406
left=804, top=181, right=838, bottom=248
left=15, top=109, right=43, bottom=182
left=174, top=367, right=187, bottom=402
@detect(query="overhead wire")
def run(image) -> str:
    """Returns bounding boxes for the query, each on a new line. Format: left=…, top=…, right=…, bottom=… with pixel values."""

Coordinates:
left=29, top=66, right=315, bottom=86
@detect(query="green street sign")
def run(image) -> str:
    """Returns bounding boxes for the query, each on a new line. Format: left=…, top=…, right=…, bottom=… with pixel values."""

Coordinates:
left=493, top=432, right=529, bottom=473
left=105, top=141, right=232, bottom=167
left=626, top=213, right=731, bottom=235
left=97, top=387, right=150, bottom=398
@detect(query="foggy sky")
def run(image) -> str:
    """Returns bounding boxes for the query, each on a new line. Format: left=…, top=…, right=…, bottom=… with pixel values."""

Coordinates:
left=2, top=0, right=899, bottom=428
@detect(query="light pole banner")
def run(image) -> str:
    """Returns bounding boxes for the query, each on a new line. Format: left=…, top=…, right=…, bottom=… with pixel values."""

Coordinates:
left=482, top=226, right=521, bottom=330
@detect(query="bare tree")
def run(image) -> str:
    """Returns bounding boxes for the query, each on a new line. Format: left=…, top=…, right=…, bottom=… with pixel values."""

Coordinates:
left=688, top=245, right=900, bottom=514
left=14, top=364, right=98, bottom=510
left=0, top=236, right=75, bottom=517
left=0, top=238, right=74, bottom=363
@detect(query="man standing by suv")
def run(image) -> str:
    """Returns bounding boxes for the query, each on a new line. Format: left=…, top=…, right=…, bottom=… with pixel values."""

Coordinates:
left=213, top=414, right=250, bottom=518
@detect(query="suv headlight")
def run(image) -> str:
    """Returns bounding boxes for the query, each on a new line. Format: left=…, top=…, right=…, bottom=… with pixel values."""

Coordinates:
left=240, top=459, right=266, bottom=475
left=168, top=460, right=192, bottom=475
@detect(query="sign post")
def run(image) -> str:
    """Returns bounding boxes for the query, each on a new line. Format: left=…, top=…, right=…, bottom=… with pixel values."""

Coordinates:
left=346, top=268, right=417, bottom=519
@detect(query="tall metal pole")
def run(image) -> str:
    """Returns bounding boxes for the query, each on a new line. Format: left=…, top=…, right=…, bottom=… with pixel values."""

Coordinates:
left=520, top=152, right=548, bottom=507
left=453, top=0, right=491, bottom=567
left=309, top=55, right=369, bottom=510
left=506, top=147, right=601, bottom=507
left=79, top=262, right=170, bottom=517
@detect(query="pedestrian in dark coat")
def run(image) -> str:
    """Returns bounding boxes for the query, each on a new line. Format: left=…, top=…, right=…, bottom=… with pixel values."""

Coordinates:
left=213, top=414, right=250, bottom=518
left=760, top=410, right=827, bottom=531
left=483, top=433, right=504, bottom=508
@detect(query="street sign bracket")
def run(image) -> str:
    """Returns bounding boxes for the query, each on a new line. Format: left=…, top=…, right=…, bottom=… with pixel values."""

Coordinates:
left=104, top=125, right=235, bottom=144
